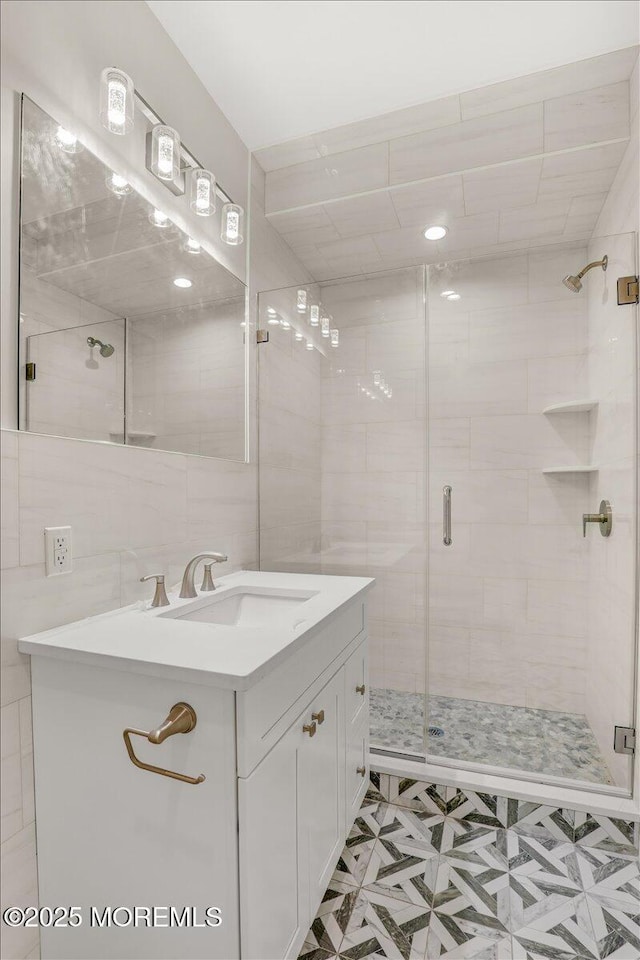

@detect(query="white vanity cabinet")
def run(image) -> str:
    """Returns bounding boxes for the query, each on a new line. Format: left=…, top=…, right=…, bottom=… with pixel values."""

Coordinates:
left=20, top=572, right=372, bottom=960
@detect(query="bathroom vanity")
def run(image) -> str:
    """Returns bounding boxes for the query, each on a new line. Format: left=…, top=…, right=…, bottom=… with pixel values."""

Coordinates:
left=19, top=571, right=372, bottom=960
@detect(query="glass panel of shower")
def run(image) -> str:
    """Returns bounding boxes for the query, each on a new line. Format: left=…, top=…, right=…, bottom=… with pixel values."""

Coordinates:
left=258, top=233, right=637, bottom=794
left=426, top=235, right=637, bottom=793
left=258, top=266, right=429, bottom=756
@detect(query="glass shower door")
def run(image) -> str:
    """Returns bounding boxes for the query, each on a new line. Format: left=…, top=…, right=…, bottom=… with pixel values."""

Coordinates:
left=426, top=235, right=638, bottom=793
left=258, top=266, right=429, bottom=756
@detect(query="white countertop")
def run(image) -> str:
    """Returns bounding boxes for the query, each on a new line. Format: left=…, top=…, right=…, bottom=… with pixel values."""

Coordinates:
left=18, top=570, right=373, bottom=691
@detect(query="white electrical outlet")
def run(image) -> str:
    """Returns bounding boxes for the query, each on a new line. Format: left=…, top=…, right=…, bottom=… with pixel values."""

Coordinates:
left=44, top=526, right=72, bottom=576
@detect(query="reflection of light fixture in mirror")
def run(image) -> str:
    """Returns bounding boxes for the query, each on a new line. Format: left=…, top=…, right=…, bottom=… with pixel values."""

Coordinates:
left=330, top=329, right=339, bottom=348
left=149, top=209, right=170, bottom=228
left=149, top=124, right=180, bottom=181
left=296, top=289, right=307, bottom=313
left=173, top=277, right=192, bottom=288
left=446, top=293, right=461, bottom=301
left=183, top=237, right=201, bottom=254
left=305, top=340, right=314, bottom=351
left=190, top=169, right=216, bottom=216
left=100, top=67, right=134, bottom=135
left=373, top=371, right=382, bottom=385
left=321, top=317, right=330, bottom=338
left=106, top=172, right=132, bottom=196
left=266, top=307, right=280, bottom=325
left=280, top=318, right=291, bottom=330
left=221, top=203, right=244, bottom=245
left=440, top=289, right=455, bottom=298
left=294, top=330, right=304, bottom=341
left=309, top=304, right=320, bottom=326
left=55, top=126, right=82, bottom=153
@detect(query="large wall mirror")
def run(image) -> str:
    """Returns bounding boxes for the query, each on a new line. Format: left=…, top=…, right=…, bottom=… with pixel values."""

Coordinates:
left=18, top=96, right=247, bottom=461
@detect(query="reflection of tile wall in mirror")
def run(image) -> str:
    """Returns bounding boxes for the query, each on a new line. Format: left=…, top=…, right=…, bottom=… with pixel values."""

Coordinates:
left=18, top=95, right=247, bottom=461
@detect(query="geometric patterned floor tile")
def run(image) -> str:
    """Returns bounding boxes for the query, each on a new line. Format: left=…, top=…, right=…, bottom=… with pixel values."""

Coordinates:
left=511, top=892, right=600, bottom=959
left=360, top=838, right=439, bottom=908
left=571, top=845, right=640, bottom=895
left=304, top=878, right=361, bottom=955
left=573, top=816, right=639, bottom=857
left=375, top=805, right=446, bottom=856
left=339, top=886, right=430, bottom=959
left=333, top=806, right=382, bottom=886
left=299, top=949, right=340, bottom=960
left=584, top=885, right=640, bottom=959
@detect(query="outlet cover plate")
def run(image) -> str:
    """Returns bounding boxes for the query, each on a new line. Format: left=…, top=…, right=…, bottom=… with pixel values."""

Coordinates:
left=44, top=526, right=72, bottom=576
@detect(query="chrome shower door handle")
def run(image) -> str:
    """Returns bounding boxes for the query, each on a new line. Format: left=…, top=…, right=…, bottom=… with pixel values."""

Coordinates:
left=443, top=485, right=452, bottom=546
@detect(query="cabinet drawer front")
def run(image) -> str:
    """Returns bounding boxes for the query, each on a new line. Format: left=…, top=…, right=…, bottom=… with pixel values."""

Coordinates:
left=237, top=600, right=365, bottom=777
left=345, top=637, right=368, bottom=726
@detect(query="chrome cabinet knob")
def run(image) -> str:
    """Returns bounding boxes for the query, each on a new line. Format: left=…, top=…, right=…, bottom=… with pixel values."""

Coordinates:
left=303, top=721, right=317, bottom=737
left=312, top=710, right=325, bottom=725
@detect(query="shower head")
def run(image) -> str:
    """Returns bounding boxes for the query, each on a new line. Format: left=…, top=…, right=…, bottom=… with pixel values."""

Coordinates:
left=562, top=254, right=608, bottom=293
left=87, top=336, right=115, bottom=358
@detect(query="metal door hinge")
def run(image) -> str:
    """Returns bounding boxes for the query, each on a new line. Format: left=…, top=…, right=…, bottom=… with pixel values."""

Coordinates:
left=25, top=362, right=36, bottom=381
left=256, top=329, right=269, bottom=344
left=617, top=276, right=639, bottom=305
left=614, top=725, right=635, bottom=755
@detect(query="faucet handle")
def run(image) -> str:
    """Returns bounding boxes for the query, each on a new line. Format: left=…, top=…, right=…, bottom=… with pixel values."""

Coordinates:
left=140, top=574, right=170, bottom=608
left=201, top=563, right=215, bottom=592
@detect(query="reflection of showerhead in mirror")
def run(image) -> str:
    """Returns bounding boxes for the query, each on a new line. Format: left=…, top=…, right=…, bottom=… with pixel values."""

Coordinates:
left=87, top=336, right=115, bottom=358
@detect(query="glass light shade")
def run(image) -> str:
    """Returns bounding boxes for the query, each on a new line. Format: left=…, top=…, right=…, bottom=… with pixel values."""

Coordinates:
left=106, top=172, right=132, bottom=196
left=321, top=317, right=330, bottom=338
left=190, top=168, right=216, bottom=216
left=296, top=289, right=307, bottom=313
left=309, top=304, right=320, bottom=326
left=55, top=126, right=82, bottom=154
left=150, top=124, right=180, bottom=181
left=330, top=329, right=339, bottom=348
left=305, top=340, right=314, bottom=351
left=221, top=203, right=244, bottom=245
left=280, top=318, right=291, bottom=330
left=149, top=208, right=170, bottom=228
left=183, top=237, right=201, bottom=254
left=294, top=330, right=304, bottom=341
left=100, top=67, right=134, bottom=135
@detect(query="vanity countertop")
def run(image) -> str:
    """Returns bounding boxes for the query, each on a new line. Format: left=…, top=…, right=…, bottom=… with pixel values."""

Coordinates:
left=18, top=571, right=373, bottom=691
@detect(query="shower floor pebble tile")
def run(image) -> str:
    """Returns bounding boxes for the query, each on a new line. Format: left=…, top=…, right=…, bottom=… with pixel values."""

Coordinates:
left=370, top=689, right=613, bottom=785
left=298, top=800, right=640, bottom=960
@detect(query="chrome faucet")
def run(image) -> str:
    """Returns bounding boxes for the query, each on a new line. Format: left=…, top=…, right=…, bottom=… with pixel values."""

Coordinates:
left=179, top=553, right=228, bottom=599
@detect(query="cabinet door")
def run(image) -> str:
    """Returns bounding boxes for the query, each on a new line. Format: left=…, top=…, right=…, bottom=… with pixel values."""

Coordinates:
left=346, top=711, right=369, bottom=826
left=299, top=668, right=345, bottom=916
left=344, top=638, right=368, bottom=727
left=238, top=719, right=307, bottom=960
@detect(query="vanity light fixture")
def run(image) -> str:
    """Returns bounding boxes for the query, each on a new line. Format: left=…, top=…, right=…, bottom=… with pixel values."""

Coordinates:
left=321, top=317, right=330, bottom=338
left=296, top=289, right=308, bottom=313
left=424, top=225, right=448, bottom=240
left=280, top=318, right=291, bottom=330
left=173, top=277, right=192, bottom=288
left=294, top=330, right=304, bottom=341
left=309, top=304, right=320, bottom=326
left=100, top=67, right=134, bottom=135
left=55, top=126, right=82, bottom=153
left=149, top=124, right=180, bottom=182
left=183, top=237, right=201, bottom=254
left=106, top=172, right=132, bottom=196
left=305, top=340, right=314, bottom=351
left=149, top=209, right=170, bottom=228
left=190, top=168, right=216, bottom=217
left=221, top=203, right=244, bottom=245
left=330, top=329, right=339, bottom=348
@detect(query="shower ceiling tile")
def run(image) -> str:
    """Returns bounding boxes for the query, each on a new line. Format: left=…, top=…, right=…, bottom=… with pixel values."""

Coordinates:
left=389, top=103, right=543, bottom=185
left=324, top=192, right=400, bottom=239
left=543, top=80, right=630, bottom=152
left=462, top=158, right=542, bottom=215
left=459, top=46, right=639, bottom=121
left=389, top=174, right=465, bottom=227
left=498, top=199, right=572, bottom=243
left=264, top=142, right=389, bottom=213
left=537, top=140, right=628, bottom=201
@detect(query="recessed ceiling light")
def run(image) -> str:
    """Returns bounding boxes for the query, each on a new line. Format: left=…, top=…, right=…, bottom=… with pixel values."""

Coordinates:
left=447, top=293, right=461, bottom=301
left=440, top=289, right=456, bottom=298
left=424, top=225, right=448, bottom=241
left=173, top=277, right=192, bottom=288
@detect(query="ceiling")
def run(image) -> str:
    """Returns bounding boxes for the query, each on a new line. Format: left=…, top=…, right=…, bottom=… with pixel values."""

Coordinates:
left=146, top=0, right=638, bottom=150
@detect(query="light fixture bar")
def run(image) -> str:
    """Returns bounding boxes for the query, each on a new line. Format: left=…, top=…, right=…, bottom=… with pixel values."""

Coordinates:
left=133, top=88, right=234, bottom=205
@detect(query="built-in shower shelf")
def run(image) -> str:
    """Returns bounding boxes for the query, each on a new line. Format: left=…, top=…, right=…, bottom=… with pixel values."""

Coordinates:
left=542, top=465, right=598, bottom=475
left=543, top=400, right=599, bottom=414
left=109, top=430, right=156, bottom=441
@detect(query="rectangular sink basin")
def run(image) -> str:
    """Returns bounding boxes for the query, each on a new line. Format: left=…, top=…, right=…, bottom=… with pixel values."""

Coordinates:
left=164, top=587, right=318, bottom=627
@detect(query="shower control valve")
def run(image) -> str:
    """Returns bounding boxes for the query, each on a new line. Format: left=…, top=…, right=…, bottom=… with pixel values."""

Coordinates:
left=582, top=500, right=612, bottom=538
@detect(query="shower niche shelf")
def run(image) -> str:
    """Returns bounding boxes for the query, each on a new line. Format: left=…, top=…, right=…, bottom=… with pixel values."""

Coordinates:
left=543, top=399, right=598, bottom=415
left=542, top=465, right=598, bottom=475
